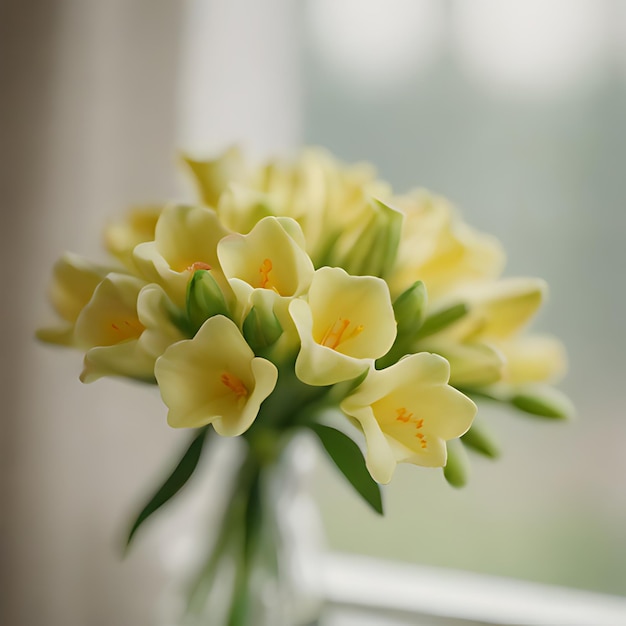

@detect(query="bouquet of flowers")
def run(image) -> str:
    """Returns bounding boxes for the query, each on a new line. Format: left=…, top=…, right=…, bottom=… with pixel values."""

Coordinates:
left=38, top=147, right=571, bottom=625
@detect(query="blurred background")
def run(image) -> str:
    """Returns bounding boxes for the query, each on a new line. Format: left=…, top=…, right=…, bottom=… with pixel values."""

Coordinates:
left=2, top=1, right=626, bottom=624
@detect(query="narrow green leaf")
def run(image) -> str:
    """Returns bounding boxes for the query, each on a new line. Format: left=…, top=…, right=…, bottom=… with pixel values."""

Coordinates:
left=415, top=302, right=468, bottom=340
left=310, top=423, right=383, bottom=515
left=125, top=427, right=209, bottom=549
left=443, top=439, right=470, bottom=488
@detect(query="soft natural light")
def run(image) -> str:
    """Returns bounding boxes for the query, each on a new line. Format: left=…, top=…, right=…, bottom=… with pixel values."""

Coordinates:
left=306, top=0, right=444, bottom=90
left=452, top=0, right=609, bottom=96
left=177, top=0, right=300, bottom=157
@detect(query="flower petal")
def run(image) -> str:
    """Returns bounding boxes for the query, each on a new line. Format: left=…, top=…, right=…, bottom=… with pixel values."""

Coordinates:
left=341, top=353, right=476, bottom=481
left=155, top=315, right=278, bottom=435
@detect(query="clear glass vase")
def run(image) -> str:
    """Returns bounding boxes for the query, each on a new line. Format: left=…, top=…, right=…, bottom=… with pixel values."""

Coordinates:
left=170, top=433, right=324, bottom=626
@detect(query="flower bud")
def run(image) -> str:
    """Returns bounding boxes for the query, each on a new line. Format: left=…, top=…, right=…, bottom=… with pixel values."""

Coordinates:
left=393, top=280, right=428, bottom=340
left=510, top=385, right=574, bottom=420
left=242, top=301, right=283, bottom=352
left=186, top=270, right=230, bottom=334
left=461, top=418, right=500, bottom=459
left=328, top=198, right=403, bottom=279
left=443, top=439, right=470, bottom=488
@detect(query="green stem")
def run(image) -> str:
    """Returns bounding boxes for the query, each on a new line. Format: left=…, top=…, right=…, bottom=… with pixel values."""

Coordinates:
left=227, top=458, right=263, bottom=626
left=184, top=449, right=261, bottom=623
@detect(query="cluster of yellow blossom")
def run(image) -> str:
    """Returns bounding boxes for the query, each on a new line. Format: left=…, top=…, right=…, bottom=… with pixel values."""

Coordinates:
left=38, top=147, right=569, bottom=486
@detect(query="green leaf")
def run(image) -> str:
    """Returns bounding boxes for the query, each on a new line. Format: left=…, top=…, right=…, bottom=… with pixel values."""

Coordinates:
left=125, top=427, right=209, bottom=549
left=415, top=302, right=468, bottom=340
left=443, top=439, right=470, bottom=488
left=461, top=420, right=500, bottom=459
left=510, top=386, right=574, bottom=420
left=186, top=270, right=230, bottom=334
left=310, top=423, right=383, bottom=515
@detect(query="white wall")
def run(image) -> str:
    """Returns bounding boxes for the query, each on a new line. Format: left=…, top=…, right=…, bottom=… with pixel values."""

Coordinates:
left=1, top=1, right=300, bottom=624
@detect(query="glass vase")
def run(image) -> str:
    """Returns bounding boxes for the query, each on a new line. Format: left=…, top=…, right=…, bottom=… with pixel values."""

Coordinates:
left=171, top=432, right=323, bottom=626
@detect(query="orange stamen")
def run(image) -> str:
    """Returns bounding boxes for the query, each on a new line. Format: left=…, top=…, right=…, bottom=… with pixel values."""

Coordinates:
left=320, top=319, right=363, bottom=350
left=186, top=261, right=212, bottom=272
left=259, top=258, right=273, bottom=288
left=396, top=407, right=413, bottom=423
left=220, top=373, right=248, bottom=398
left=394, top=406, right=429, bottom=451
left=111, top=318, right=144, bottom=337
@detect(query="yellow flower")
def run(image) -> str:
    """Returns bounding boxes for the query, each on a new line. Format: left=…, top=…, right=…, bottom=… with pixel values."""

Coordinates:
left=181, top=146, right=246, bottom=208
left=427, top=341, right=505, bottom=388
left=389, top=190, right=504, bottom=299
left=215, top=185, right=276, bottom=236
left=251, top=149, right=390, bottom=263
left=218, top=216, right=314, bottom=318
left=36, top=253, right=112, bottom=346
left=497, top=334, right=567, bottom=386
left=184, top=147, right=392, bottom=268
left=289, top=267, right=396, bottom=386
left=74, top=274, right=184, bottom=383
left=341, top=353, right=476, bottom=484
left=104, top=204, right=163, bottom=271
left=451, top=277, right=547, bottom=341
left=155, top=315, right=278, bottom=435
left=133, top=203, right=230, bottom=306
left=421, top=277, right=550, bottom=387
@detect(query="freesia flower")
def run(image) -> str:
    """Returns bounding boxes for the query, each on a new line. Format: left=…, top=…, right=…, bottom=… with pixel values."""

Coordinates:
left=38, top=144, right=571, bottom=506
left=495, top=334, right=567, bottom=386
left=389, top=190, right=504, bottom=300
left=133, top=203, right=230, bottom=306
left=289, top=267, right=396, bottom=386
left=218, top=216, right=314, bottom=307
left=155, top=315, right=278, bottom=435
left=36, top=253, right=112, bottom=346
left=73, top=274, right=184, bottom=383
left=341, top=353, right=477, bottom=484
left=324, top=198, right=404, bottom=279
left=184, top=147, right=392, bottom=267
left=450, top=277, right=547, bottom=341
left=104, top=204, right=164, bottom=271
left=215, top=185, right=276, bottom=236
left=181, top=146, right=246, bottom=208
left=251, top=149, right=391, bottom=265
left=418, top=277, right=549, bottom=387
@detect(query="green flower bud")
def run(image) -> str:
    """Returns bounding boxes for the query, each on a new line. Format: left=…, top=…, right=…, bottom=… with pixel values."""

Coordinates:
left=328, top=198, right=404, bottom=279
left=443, top=438, right=470, bottom=488
left=186, top=270, right=230, bottom=334
left=461, top=419, right=500, bottom=459
left=393, top=280, right=428, bottom=340
left=510, top=385, right=574, bottom=420
left=376, top=281, right=427, bottom=369
left=242, top=303, right=283, bottom=353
